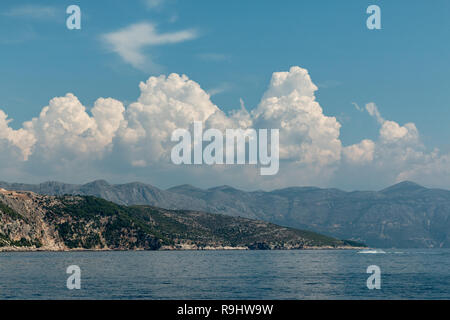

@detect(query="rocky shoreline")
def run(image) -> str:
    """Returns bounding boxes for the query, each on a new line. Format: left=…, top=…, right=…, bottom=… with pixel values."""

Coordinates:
left=0, top=244, right=367, bottom=252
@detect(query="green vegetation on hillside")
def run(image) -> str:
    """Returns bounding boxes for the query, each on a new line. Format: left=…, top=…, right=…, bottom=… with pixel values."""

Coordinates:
left=0, top=201, right=24, bottom=221
left=0, top=233, right=42, bottom=248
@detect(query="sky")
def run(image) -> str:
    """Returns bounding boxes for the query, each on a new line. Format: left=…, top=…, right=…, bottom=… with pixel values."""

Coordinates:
left=0, top=0, right=449, bottom=191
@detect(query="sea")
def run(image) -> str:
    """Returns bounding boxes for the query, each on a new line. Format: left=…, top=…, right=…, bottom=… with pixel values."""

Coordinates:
left=0, top=249, right=449, bottom=299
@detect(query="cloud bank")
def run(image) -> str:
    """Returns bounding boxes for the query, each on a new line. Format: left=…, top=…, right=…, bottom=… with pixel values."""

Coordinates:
left=0, top=66, right=448, bottom=190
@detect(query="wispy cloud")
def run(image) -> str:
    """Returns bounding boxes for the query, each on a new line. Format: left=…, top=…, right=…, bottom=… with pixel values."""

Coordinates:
left=102, top=22, right=198, bottom=71
left=352, top=102, right=364, bottom=112
left=317, top=80, right=342, bottom=89
left=3, top=5, right=58, bottom=20
left=207, top=82, right=232, bottom=96
left=365, top=102, right=385, bottom=124
left=168, top=14, right=178, bottom=23
left=143, top=0, right=168, bottom=10
left=352, top=102, right=385, bottom=124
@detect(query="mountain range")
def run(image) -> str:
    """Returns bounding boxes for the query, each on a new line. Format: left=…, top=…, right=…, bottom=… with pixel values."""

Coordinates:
left=1, top=180, right=449, bottom=248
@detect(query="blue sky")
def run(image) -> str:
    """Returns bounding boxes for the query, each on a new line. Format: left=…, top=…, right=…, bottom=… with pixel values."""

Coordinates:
left=0, top=0, right=449, bottom=190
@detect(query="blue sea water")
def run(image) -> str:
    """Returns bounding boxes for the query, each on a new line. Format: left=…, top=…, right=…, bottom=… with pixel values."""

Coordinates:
left=0, top=249, right=449, bottom=299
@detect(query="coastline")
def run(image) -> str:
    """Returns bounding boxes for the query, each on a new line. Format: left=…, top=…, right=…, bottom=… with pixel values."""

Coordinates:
left=0, top=245, right=367, bottom=252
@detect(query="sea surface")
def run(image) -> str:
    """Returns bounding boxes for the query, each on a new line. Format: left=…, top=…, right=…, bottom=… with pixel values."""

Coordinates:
left=1, top=249, right=449, bottom=299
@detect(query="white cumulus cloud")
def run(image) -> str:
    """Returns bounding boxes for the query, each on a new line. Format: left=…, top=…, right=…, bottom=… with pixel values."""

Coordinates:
left=25, top=93, right=124, bottom=161
left=0, top=110, right=35, bottom=160
left=343, top=139, right=375, bottom=164
left=339, top=101, right=450, bottom=189
left=252, top=66, right=342, bottom=167
left=118, top=73, right=220, bottom=164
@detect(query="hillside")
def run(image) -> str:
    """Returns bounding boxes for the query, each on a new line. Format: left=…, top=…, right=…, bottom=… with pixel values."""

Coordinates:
left=169, top=182, right=450, bottom=248
left=0, top=188, right=361, bottom=251
left=2, top=180, right=449, bottom=248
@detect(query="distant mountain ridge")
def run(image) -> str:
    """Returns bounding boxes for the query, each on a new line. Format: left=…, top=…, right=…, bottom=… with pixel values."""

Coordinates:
left=1, top=180, right=449, bottom=248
